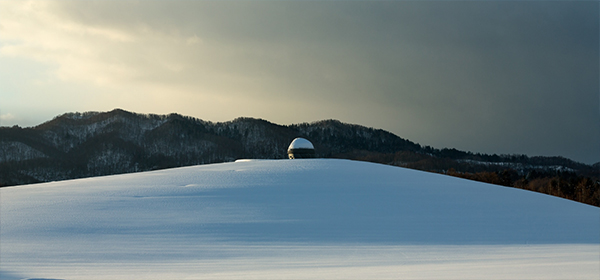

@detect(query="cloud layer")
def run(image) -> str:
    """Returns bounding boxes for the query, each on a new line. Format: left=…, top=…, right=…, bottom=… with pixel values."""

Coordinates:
left=1, top=1, right=598, bottom=164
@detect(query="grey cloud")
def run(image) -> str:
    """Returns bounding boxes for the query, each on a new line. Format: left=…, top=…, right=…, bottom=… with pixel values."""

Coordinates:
left=35, top=1, right=600, bottom=163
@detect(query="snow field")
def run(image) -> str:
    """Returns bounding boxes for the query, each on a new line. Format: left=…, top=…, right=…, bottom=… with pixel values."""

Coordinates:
left=1, top=159, right=598, bottom=279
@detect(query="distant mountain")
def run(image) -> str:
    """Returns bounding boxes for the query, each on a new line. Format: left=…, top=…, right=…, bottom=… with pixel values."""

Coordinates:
left=1, top=109, right=598, bottom=205
left=0, top=109, right=415, bottom=183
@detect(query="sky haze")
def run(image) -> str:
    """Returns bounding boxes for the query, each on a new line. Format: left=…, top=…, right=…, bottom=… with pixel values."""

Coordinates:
left=1, top=0, right=598, bottom=164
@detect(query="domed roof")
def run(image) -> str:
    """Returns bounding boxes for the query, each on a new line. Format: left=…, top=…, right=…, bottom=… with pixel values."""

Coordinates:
left=288, top=137, right=314, bottom=150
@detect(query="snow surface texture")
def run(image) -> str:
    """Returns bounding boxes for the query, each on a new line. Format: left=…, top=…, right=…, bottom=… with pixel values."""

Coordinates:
left=287, top=137, right=314, bottom=150
left=1, top=159, right=598, bottom=280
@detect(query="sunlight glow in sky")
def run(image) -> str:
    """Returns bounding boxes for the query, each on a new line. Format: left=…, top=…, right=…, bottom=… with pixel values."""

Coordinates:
left=1, top=1, right=598, bottom=164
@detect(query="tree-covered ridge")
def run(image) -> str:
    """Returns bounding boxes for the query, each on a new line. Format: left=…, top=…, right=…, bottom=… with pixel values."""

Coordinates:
left=1, top=109, right=598, bottom=206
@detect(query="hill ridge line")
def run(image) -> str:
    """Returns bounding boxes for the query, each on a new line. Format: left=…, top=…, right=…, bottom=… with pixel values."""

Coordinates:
left=1, top=108, right=598, bottom=206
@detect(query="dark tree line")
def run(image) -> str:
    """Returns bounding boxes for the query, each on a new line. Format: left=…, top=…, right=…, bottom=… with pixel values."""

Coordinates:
left=1, top=109, right=598, bottom=207
left=344, top=150, right=600, bottom=207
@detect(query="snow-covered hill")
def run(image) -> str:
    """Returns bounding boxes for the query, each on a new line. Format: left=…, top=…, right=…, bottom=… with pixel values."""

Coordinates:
left=5, top=109, right=596, bottom=190
left=1, top=159, right=598, bottom=279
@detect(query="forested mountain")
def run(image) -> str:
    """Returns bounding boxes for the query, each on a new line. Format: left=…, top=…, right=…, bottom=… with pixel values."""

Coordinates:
left=1, top=109, right=598, bottom=205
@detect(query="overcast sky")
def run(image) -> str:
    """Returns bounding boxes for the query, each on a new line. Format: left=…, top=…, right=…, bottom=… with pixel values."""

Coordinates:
left=1, top=1, right=598, bottom=164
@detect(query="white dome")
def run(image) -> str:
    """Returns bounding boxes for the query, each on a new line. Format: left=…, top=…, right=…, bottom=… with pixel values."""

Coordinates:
left=288, top=138, right=314, bottom=150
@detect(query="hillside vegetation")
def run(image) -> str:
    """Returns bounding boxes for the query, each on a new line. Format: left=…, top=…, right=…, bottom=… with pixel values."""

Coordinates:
left=1, top=109, right=598, bottom=206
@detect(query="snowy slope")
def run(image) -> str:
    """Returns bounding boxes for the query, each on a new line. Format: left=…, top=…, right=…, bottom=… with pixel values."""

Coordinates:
left=1, top=159, right=598, bottom=279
